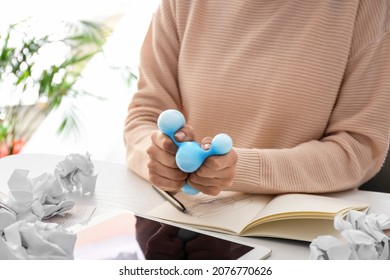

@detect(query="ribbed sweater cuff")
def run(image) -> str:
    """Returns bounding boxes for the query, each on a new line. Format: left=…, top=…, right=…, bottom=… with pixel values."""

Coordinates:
left=230, top=148, right=263, bottom=193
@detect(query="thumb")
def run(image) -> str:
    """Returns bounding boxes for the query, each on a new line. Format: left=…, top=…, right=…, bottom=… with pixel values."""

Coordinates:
left=174, top=124, right=195, bottom=142
left=201, top=137, right=213, bottom=150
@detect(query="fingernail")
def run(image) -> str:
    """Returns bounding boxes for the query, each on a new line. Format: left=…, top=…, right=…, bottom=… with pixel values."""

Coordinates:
left=174, top=131, right=186, bottom=141
left=203, top=143, right=210, bottom=150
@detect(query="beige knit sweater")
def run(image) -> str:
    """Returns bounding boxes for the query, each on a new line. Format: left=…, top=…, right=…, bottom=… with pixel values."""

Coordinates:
left=124, top=0, right=390, bottom=194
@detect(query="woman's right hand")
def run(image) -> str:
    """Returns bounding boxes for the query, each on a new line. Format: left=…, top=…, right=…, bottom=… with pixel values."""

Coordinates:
left=146, top=125, right=195, bottom=192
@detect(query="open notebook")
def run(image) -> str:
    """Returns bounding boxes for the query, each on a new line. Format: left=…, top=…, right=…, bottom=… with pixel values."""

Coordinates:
left=147, top=191, right=370, bottom=242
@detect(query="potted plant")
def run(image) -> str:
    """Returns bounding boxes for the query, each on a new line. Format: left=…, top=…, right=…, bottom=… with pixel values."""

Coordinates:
left=0, top=19, right=108, bottom=157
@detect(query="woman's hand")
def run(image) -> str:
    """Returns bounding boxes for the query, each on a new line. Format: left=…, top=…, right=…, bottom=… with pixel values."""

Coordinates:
left=146, top=125, right=195, bottom=192
left=187, top=137, right=238, bottom=196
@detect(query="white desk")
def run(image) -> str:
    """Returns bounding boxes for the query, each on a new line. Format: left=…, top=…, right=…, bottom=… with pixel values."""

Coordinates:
left=1, top=153, right=390, bottom=260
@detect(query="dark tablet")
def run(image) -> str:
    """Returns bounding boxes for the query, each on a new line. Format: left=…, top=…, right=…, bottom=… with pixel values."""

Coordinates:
left=73, top=211, right=271, bottom=260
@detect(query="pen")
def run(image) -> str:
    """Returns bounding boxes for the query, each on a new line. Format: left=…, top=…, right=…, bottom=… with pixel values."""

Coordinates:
left=153, top=186, right=186, bottom=212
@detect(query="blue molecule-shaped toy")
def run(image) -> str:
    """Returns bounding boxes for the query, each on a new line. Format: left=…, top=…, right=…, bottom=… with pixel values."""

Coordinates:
left=157, top=109, right=233, bottom=195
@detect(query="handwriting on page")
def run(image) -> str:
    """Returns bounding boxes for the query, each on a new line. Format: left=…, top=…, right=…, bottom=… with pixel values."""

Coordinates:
left=47, top=205, right=96, bottom=228
left=175, top=192, right=253, bottom=218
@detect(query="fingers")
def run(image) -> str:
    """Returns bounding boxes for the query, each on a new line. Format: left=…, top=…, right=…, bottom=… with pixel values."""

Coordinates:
left=147, top=143, right=177, bottom=169
left=187, top=172, right=234, bottom=196
left=148, top=125, right=196, bottom=159
left=186, top=180, right=224, bottom=196
left=147, top=177, right=186, bottom=193
left=200, top=136, right=213, bottom=150
left=202, top=151, right=238, bottom=172
left=187, top=149, right=238, bottom=196
left=147, top=130, right=189, bottom=192
left=174, top=124, right=196, bottom=142
left=148, top=128, right=237, bottom=195
left=150, top=130, right=177, bottom=154
left=148, top=161, right=188, bottom=192
left=147, top=159, right=188, bottom=191
left=147, top=160, right=188, bottom=180
left=147, top=125, right=196, bottom=192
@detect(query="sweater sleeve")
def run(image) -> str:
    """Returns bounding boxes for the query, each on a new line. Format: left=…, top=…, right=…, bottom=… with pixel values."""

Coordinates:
left=125, top=0, right=390, bottom=195
left=231, top=28, right=390, bottom=194
left=124, top=0, right=181, bottom=179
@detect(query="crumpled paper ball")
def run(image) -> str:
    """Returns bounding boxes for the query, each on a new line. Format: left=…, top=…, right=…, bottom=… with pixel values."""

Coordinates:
left=1, top=152, right=97, bottom=229
left=0, top=208, right=17, bottom=231
left=0, top=152, right=98, bottom=260
left=310, top=210, right=390, bottom=260
left=54, top=152, right=97, bottom=195
left=0, top=220, right=76, bottom=260
left=5, top=169, right=75, bottom=225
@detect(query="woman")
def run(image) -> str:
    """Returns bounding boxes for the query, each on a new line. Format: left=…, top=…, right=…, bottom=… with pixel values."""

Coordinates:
left=124, top=0, right=390, bottom=195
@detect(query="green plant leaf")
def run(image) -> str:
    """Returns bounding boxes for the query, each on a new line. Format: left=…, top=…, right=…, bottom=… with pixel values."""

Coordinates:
left=0, top=124, right=8, bottom=142
left=0, top=18, right=135, bottom=142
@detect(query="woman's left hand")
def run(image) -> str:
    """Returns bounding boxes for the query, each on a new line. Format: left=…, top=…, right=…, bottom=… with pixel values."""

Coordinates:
left=187, top=137, right=238, bottom=196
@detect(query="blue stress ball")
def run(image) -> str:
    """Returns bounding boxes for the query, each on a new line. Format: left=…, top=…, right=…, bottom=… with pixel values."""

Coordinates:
left=157, top=109, right=233, bottom=195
